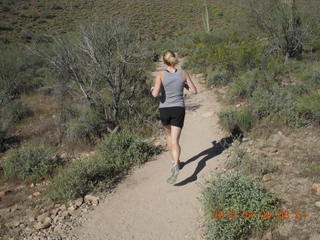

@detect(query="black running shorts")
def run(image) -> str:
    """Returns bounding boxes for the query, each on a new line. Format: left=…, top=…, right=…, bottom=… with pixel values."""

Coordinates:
left=159, top=107, right=185, bottom=128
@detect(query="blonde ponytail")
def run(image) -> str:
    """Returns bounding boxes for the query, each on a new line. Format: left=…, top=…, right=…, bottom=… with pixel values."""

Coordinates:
left=163, top=50, right=179, bottom=66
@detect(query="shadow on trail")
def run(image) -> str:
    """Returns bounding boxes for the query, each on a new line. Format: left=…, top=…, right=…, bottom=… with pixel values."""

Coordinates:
left=174, top=130, right=242, bottom=186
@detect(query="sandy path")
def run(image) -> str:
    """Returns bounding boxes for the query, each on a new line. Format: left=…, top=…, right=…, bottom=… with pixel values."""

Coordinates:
left=72, top=60, right=230, bottom=240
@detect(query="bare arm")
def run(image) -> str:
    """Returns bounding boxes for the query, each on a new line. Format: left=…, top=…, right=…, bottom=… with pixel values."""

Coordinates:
left=183, top=70, right=198, bottom=94
left=150, top=71, right=162, bottom=97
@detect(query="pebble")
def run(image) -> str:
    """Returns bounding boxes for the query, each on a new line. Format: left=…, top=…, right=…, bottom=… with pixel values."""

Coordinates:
left=74, top=198, right=83, bottom=208
left=315, top=201, right=320, bottom=208
left=84, top=195, right=99, bottom=205
left=33, top=191, right=41, bottom=197
left=34, top=217, right=52, bottom=230
left=0, top=189, right=13, bottom=197
left=37, top=212, right=50, bottom=222
left=262, top=174, right=272, bottom=182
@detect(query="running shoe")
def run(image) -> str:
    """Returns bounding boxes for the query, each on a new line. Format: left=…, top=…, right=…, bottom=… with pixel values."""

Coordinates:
left=167, top=163, right=179, bottom=184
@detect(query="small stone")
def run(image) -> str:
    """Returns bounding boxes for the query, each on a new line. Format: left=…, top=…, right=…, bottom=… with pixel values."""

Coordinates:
left=30, top=183, right=35, bottom=188
left=311, top=183, right=320, bottom=192
left=27, top=195, right=33, bottom=200
left=34, top=221, right=51, bottom=230
left=10, top=205, right=19, bottom=212
left=68, top=205, right=76, bottom=211
left=84, top=195, right=99, bottom=205
left=24, top=226, right=36, bottom=234
left=33, top=191, right=41, bottom=197
left=262, top=174, right=272, bottom=182
left=54, top=204, right=61, bottom=208
left=0, top=189, right=12, bottom=197
left=315, top=201, right=320, bottom=208
left=74, top=198, right=83, bottom=208
left=59, top=205, right=66, bottom=211
left=61, top=210, right=72, bottom=218
left=37, top=212, right=50, bottom=222
left=28, top=216, right=36, bottom=222
left=50, top=208, right=60, bottom=216
left=12, top=220, right=21, bottom=228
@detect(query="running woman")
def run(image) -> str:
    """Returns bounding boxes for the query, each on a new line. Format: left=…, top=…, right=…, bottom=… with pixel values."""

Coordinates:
left=151, top=50, right=198, bottom=184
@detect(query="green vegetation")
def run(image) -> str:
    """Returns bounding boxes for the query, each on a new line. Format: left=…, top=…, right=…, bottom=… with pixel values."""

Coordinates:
left=200, top=172, right=280, bottom=240
left=0, top=0, right=235, bottom=43
left=226, top=147, right=279, bottom=177
left=50, top=129, right=161, bottom=201
left=219, top=107, right=253, bottom=133
left=183, top=0, right=320, bottom=133
left=2, top=143, right=60, bottom=183
left=32, top=18, right=160, bottom=144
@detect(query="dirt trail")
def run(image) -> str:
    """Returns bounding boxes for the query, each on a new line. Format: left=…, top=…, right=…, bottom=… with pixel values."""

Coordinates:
left=72, top=59, right=230, bottom=240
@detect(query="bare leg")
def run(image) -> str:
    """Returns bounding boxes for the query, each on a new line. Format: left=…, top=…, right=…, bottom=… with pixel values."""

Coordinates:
left=171, top=125, right=182, bottom=164
left=164, top=125, right=174, bottom=163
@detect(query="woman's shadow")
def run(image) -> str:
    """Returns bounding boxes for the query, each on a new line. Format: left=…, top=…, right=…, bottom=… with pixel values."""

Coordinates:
left=174, top=130, right=242, bottom=186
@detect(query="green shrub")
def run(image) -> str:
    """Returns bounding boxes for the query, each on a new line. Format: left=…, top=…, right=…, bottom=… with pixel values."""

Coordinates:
left=2, top=143, right=59, bottom=183
left=49, top=154, right=120, bottom=201
left=50, top=130, right=161, bottom=201
left=249, top=87, right=297, bottom=122
left=200, top=172, right=280, bottom=240
left=219, top=107, right=254, bottom=133
left=97, top=129, right=161, bottom=166
left=253, top=157, right=279, bottom=176
left=297, top=92, right=320, bottom=123
left=225, top=147, right=250, bottom=170
left=1, top=100, right=32, bottom=123
left=227, top=70, right=260, bottom=101
left=0, top=44, right=44, bottom=105
left=66, top=105, right=106, bottom=142
left=206, top=66, right=232, bottom=87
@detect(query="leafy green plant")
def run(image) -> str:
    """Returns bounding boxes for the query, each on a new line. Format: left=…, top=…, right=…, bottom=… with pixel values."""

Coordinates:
left=206, top=66, right=232, bottom=86
left=225, top=147, right=250, bottom=170
left=50, top=129, right=161, bottom=201
left=2, top=143, right=59, bottom=183
left=200, top=172, right=280, bottom=240
left=1, top=100, right=33, bottom=123
left=297, top=92, right=320, bottom=123
left=219, top=107, right=254, bottom=133
left=66, top=105, right=106, bottom=143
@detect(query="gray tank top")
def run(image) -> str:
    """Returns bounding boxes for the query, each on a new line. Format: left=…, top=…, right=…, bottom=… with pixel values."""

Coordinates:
left=159, top=69, right=185, bottom=108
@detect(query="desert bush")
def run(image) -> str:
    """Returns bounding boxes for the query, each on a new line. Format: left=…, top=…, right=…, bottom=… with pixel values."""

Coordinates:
left=206, top=65, right=232, bottom=87
left=50, top=129, right=161, bottom=201
left=0, top=122, right=10, bottom=152
left=253, top=157, right=279, bottom=176
left=66, top=105, right=106, bottom=143
left=227, top=70, right=260, bottom=101
left=297, top=92, right=320, bottom=123
left=1, top=100, right=33, bottom=123
left=0, top=43, right=44, bottom=105
left=49, top=153, right=120, bottom=201
left=246, top=0, right=319, bottom=59
left=2, top=143, right=60, bottom=183
left=35, top=17, right=155, bottom=138
left=219, top=107, right=254, bottom=133
left=97, top=129, right=162, bottom=166
left=0, top=44, right=27, bottom=105
left=186, top=36, right=266, bottom=78
left=200, top=171, right=280, bottom=240
left=225, top=147, right=250, bottom=170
